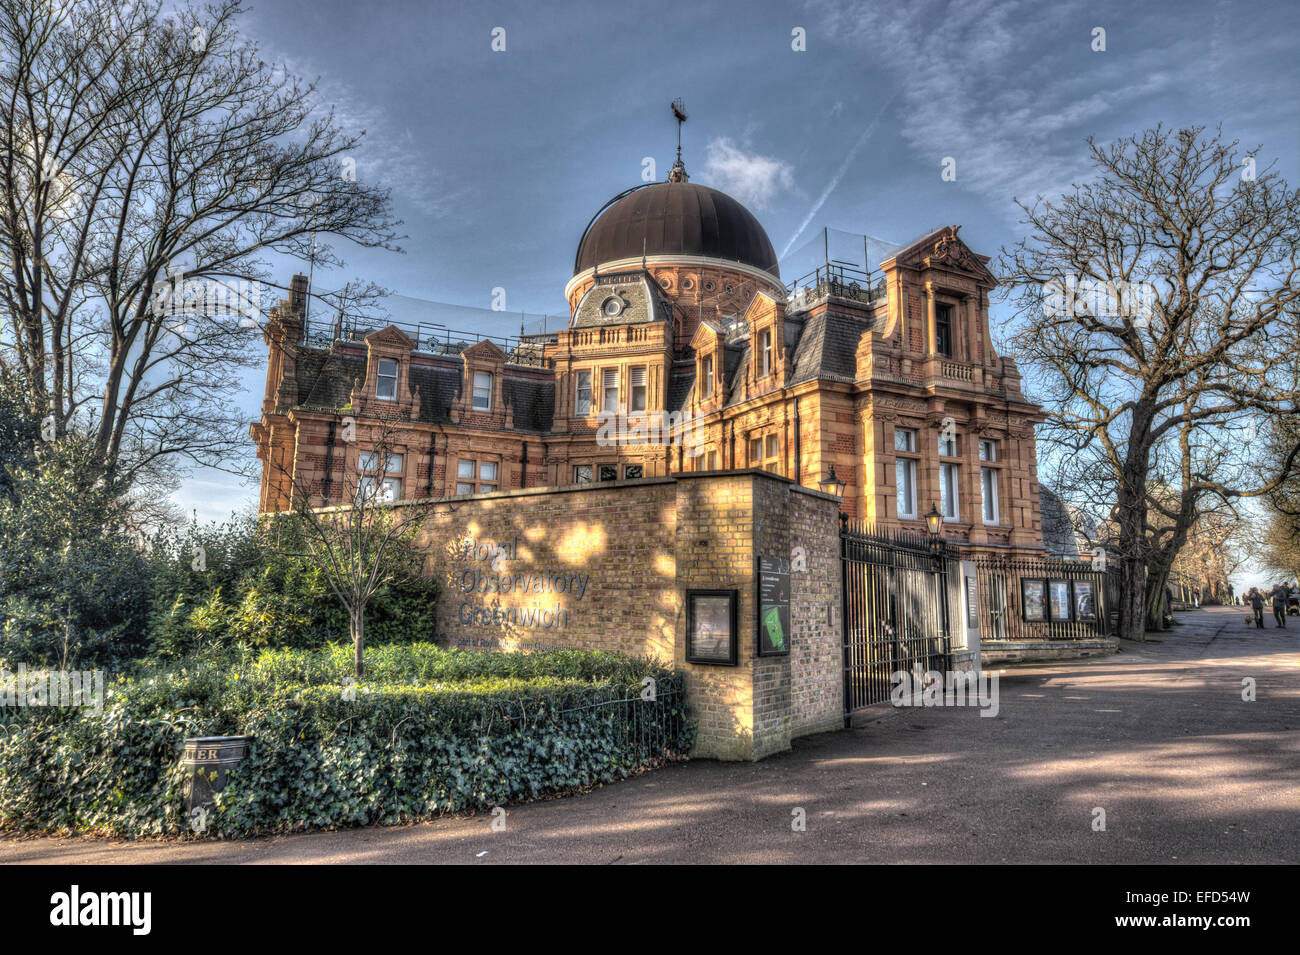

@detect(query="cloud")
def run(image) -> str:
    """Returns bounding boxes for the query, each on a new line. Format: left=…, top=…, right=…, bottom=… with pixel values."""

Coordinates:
left=698, top=137, right=796, bottom=211
left=270, top=57, right=466, bottom=220
left=808, top=0, right=1187, bottom=212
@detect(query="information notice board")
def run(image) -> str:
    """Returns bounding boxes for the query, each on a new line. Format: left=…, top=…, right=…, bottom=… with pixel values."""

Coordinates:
left=756, top=555, right=791, bottom=656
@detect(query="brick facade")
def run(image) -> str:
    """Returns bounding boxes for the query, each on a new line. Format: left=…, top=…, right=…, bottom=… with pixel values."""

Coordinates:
left=407, top=471, right=842, bottom=760
left=253, top=221, right=1047, bottom=559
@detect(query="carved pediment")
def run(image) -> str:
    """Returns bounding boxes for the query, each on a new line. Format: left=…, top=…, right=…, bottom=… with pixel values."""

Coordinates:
left=891, top=225, right=994, bottom=282
left=689, top=317, right=724, bottom=350
left=461, top=339, right=507, bottom=362
left=930, top=228, right=985, bottom=273
left=364, top=325, right=415, bottom=349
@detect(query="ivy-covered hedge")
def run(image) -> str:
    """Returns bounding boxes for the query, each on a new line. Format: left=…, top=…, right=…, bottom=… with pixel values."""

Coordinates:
left=248, top=642, right=670, bottom=687
left=0, top=647, right=694, bottom=837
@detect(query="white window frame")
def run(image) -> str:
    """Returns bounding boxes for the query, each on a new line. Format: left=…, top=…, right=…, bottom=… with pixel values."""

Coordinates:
left=940, top=461, right=959, bottom=521
left=981, top=466, right=1000, bottom=524
left=456, top=458, right=498, bottom=495
left=630, top=366, right=647, bottom=413
left=896, top=458, right=918, bottom=519
left=575, top=370, right=592, bottom=416
left=601, top=368, right=619, bottom=413
left=472, top=371, right=492, bottom=411
left=359, top=475, right=401, bottom=504
left=760, top=329, right=772, bottom=376
left=376, top=359, right=398, bottom=401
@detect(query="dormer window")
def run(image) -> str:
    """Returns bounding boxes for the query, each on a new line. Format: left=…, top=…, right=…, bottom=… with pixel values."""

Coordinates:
left=472, top=371, right=492, bottom=411
left=701, top=354, right=714, bottom=399
left=760, top=329, right=773, bottom=376
left=376, top=359, right=398, bottom=400
left=602, top=296, right=624, bottom=318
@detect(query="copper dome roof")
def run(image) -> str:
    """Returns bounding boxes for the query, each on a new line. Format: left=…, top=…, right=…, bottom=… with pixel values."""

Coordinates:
left=574, top=181, right=780, bottom=278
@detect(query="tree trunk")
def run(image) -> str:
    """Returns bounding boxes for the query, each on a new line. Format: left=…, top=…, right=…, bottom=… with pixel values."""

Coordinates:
left=1117, top=555, right=1148, bottom=642
left=1144, top=564, right=1172, bottom=632
left=351, top=609, right=365, bottom=678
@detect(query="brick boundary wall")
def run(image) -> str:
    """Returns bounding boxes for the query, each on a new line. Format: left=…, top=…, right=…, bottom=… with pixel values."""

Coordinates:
left=402, top=470, right=844, bottom=760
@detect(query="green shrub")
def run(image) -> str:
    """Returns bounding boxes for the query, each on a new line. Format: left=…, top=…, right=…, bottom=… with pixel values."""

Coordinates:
left=0, top=646, right=694, bottom=836
left=247, top=643, right=666, bottom=688
left=143, top=518, right=439, bottom=658
left=215, top=679, right=692, bottom=834
left=0, top=440, right=152, bottom=669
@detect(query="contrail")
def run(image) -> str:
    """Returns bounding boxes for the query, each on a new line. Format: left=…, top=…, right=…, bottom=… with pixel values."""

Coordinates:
left=780, top=92, right=900, bottom=261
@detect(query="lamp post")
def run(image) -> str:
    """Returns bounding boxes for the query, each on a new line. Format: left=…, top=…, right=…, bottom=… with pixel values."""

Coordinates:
left=925, top=503, right=950, bottom=641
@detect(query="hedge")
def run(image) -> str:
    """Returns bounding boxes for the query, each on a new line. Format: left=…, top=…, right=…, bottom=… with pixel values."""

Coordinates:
left=0, top=648, right=695, bottom=837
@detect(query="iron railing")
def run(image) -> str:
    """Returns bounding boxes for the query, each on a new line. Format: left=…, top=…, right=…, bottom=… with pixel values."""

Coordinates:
left=785, top=261, right=883, bottom=311
left=301, top=313, right=555, bottom=368
left=840, top=520, right=958, bottom=718
left=973, top=555, right=1112, bottom=641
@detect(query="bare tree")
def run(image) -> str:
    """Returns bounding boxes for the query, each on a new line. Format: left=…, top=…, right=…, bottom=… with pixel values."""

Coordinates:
left=268, top=413, right=434, bottom=678
left=0, top=0, right=402, bottom=496
left=1259, top=416, right=1300, bottom=583
left=1000, top=125, right=1300, bottom=639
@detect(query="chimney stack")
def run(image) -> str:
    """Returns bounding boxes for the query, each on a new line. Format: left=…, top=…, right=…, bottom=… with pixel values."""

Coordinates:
left=290, top=273, right=309, bottom=315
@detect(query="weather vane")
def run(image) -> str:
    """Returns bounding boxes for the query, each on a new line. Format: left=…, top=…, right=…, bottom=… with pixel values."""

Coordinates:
left=671, top=98, right=688, bottom=162
left=670, top=99, right=689, bottom=182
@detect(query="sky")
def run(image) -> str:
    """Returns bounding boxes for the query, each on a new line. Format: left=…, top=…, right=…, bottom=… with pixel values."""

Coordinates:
left=174, top=0, right=1300, bottom=585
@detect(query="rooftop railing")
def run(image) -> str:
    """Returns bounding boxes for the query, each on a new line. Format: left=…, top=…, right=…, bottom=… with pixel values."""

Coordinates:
left=301, top=315, right=555, bottom=368
left=784, top=261, right=884, bottom=311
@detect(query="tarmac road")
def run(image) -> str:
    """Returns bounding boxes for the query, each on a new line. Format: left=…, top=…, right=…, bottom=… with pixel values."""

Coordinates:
left=2, top=605, right=1296, bottom=864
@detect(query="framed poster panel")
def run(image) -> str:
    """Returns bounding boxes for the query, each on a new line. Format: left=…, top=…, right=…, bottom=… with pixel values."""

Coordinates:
left=1073, top=580, right=1097, bottom=622
left=1048, top=579, right=1073, bottom=621
left=686, top=590, right=738, bottom=665
left=1022, top=578, right=1047, bottom=622
left=965, top=574, right=979, bottom=628
left=756, top=555, right=791, bottom=656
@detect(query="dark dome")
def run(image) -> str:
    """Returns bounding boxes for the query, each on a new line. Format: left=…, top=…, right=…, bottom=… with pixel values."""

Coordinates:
left=574, top=181, right=779, bottom=278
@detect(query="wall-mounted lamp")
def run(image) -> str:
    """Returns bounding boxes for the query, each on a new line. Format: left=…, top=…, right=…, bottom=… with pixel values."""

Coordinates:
left=925, top=503, right=945, bottom=540
left=818, top=465, right=846, bottom=500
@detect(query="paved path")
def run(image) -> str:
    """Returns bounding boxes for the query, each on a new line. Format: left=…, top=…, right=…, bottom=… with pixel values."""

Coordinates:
left=2, top=606, right=1296, bottom=864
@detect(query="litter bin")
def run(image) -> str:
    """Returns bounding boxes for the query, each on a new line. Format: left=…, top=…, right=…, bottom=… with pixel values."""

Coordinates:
left=181, top=735, right=253, bottom=813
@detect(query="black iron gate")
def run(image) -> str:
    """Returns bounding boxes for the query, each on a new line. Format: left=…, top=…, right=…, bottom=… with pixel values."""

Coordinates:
left=840, top=517, right=957, bottom=722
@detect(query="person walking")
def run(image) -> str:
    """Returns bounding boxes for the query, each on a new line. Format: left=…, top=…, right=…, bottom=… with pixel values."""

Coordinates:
left=1248, top=588, right=1265, bottom=628
left=1272, top=583, right=1288, bottom=628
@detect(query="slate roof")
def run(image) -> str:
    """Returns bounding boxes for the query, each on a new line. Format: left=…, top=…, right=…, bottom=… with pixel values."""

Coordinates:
left=667, top=361, right=695, bottom=413
left=724, top=342, right=749, bottom=405
left=501, top=376, right=555, bottom=432
left=788, top=311, right=870, bottom=386
left=409, top=363, right=462, bottom=421
left=299, top=351, right=365, bottom=409
left=1040, top=486, right=1086, bottom=559
left=570, top=273, right=671, bottom=329
left=288, top=344, right=556, bottom=432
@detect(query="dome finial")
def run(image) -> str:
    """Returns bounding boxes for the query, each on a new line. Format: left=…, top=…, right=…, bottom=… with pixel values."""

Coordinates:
left=669, top=98, right=689, bottom=182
